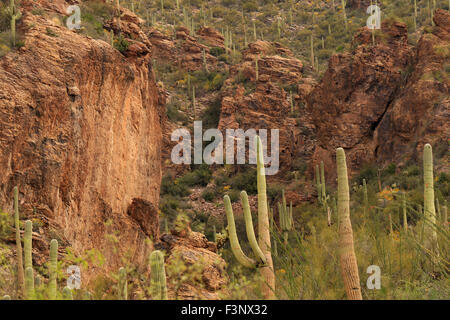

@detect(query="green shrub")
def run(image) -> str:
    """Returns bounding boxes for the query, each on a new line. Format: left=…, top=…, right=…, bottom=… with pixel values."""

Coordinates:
left=0, top=211, right=11, bottom=239
left=178, top=166, right=212, bottom=187
left=161, top=173, right=190, bottom=197
left=201, top=188, right=217, bottom=202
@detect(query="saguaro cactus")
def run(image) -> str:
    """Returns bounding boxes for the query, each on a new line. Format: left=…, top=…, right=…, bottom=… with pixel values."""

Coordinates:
left=402, top=193, right=408, bottom=232
left=48, top=239, right=58, bottom=300
left=150, top=250, right=168, bottom=300
left=25, top=267, right=35, bottom=300
left=8, top=0, right=22, bottom=47
left=423, top=144, right=439, bottom=260
left=363, top=179, right=369, bottom=215
left=118, top=267, right=127, bottom=300
left=443, top=200, right=448, bottom=229
left=224, top=136, right=275, bottom=299
left=13, top=186, right=25, bottom=297
left=320, top=161, right=327, bottom=207
left=278, top=190, right=293, bottom=245
left=24, top=220, right=32, bottom=270
left=315, top=164, right=322, bottom=204
left=336, top=148, right=362, bottom=300
left=341, top=0, right=348, bottom=30
left=255, top=57, right=259, bottom=81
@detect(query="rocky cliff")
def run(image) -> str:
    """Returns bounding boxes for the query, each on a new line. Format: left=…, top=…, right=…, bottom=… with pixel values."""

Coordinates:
left=307, top=11, right=449, bottom=178
left=0, top=0, right=163, bottom=281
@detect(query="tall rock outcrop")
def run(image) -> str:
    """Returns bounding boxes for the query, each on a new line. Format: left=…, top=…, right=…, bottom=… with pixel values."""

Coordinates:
left=374, top=9, right=449, bottom=165
left=0, top=1, right=163, bottom=281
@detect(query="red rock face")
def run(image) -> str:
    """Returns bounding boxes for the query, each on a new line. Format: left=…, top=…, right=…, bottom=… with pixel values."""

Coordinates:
left=374, top=9, right=450, bottom=165
left=148, top=26, right=223, bottom=72
left=307, top=20, right=415, bottom=177
left=0, top=2, right=163, bottom=281
left=217, top=41, right=312, bottom=175
left=307, top=12, right=449, bottom=179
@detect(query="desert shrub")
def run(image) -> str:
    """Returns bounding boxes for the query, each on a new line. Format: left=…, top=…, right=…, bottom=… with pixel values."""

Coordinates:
left=161, top=173, right=190, bottom=197
left=178, top=166, right=212, bottom=187
left=0, top=211, right=11, bottom=239
left=201, top=188, right=216, bottom=202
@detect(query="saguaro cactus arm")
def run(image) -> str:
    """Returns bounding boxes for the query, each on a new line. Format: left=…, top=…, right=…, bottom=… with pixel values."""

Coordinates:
left=224, top=195, right=258, bottom=268
left=241, top=191, right=267, bottom=265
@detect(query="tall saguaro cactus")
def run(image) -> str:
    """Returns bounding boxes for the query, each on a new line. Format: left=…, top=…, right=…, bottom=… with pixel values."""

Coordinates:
left=118, top=267, right=127, bottom=300
left=315, top=164, right=322, bottom=204
left=363, top=179, right=369, bottom=215
left=224, top=136, right=275, bottom=299
left=150, top=250, right=168, bottom=300
left=278, top=190, right=293, bottom=245
left=8, top=0, right=22, bottom=47
left=24, top=220, right=33, bottom=270
left=48, top=239, right=58, bottom=300
left=402, top=193, right=408, bottom=232
left=423, top=144, right=439, bottom=261
left=336, top=148, right=362, bottom=300
left=13, top=186, right=25, bottom=297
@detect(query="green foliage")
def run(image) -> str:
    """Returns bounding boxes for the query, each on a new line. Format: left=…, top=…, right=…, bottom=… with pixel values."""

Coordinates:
left=114, top=34, right=129, bottom=53
left=0, top=211, right=11, bottom=239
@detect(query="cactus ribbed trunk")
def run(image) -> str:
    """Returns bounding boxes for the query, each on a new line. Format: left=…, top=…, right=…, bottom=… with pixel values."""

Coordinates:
left=150, top=251, right=168, bottom=300
left=363, top=179, right=369, bottom=216
left=256, top=137, right=275, bottom=299
left=336, top=148, right=362, bottom=300
left=118, top=267, right=127, bottom=300
left=48, top=239, right=58, bottom=300
left=25, top=267, right=35, bottom=300
left=13, top=186, right=25, bottom=297
left=423, top=144, right=439, bottom=263
left=402, top=193, right=408, bottom=232
left=24, top=220, right=32, bottom=270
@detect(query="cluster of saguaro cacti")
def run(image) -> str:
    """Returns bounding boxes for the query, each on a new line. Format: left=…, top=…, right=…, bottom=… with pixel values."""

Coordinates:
left=278, top=190, right=293, bottom=245
left=10, top=186, right=61, bottom=300
left=336, top=148, right=362, bottom=300
left=224, top=136, right=275, bottom=299
left=7, top=0, right=22, bottom=47
left=150, top=250, right=168, bottom=300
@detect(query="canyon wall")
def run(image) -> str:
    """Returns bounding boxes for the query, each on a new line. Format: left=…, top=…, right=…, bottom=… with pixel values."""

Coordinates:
left=0, top=0, right=163, bottom=279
